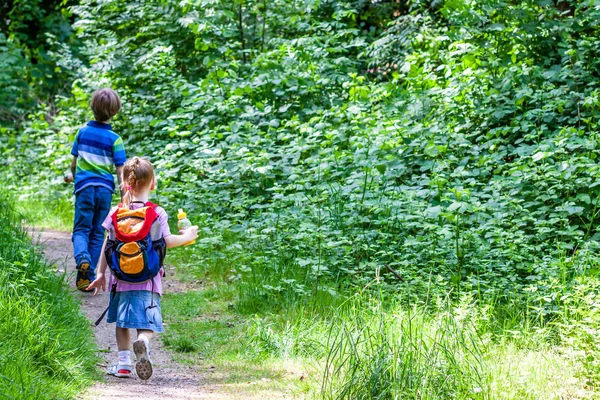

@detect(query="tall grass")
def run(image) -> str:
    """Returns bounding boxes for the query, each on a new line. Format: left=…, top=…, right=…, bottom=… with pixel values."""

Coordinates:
left=322, top=293, right=487, bottom=399
left=243, top=280, right=593, bottom=399
left=0, top=192, right=98, bottom=399
left=317, top=291, right=593, bottom=399
left=166, top=222, right=596, bottom=399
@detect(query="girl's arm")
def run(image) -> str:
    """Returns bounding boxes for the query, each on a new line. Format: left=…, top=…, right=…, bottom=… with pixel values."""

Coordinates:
left=165, top=226, right=199, bottom=249
left=88, top=238, right=109, bottom=295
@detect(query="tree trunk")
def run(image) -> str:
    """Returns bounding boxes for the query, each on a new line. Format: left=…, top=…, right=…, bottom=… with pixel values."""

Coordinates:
left=238, top=1, right=247, bottom=63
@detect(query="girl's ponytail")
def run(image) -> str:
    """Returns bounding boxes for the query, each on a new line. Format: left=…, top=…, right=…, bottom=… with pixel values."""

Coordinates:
left=121, top=185, right=133, bottom=209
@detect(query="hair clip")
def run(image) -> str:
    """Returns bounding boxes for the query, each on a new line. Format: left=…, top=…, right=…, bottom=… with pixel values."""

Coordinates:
left=126, top=185, right=132, bottom=191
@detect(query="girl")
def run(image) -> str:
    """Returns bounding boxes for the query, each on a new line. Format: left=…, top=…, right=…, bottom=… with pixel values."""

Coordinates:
left=88, top=156, right=198, bottom=380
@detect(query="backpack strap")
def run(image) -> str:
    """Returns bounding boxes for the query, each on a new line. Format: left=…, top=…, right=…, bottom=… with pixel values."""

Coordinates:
left=111, top=205, right=159, bottom=242
left=94, top=283, right=117, bottom=326
left=115, top=201, right=158, bottom=209
left=144, top=202, right=163, bottom=241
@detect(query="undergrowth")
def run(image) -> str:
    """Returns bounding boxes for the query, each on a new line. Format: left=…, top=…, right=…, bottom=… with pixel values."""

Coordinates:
left=162, top=224, right=600, bottom=399
left=9, top=190, right=600, bottom=398
left=0, top=192, right=97, bottom=399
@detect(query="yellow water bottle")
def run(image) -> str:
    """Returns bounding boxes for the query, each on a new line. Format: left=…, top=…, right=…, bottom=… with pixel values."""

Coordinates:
left=177, top=209, right=196, bottom=245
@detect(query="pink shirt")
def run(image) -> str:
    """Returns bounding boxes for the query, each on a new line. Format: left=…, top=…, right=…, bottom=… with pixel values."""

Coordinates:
left=102, top=202, right=172, bottom=296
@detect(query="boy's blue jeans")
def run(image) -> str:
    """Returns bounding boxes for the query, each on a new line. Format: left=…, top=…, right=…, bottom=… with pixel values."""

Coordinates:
left=72, top=185, right=113, bottom=280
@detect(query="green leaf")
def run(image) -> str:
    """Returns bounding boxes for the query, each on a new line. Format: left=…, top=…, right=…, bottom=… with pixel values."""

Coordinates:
left=565, top=206, right=584, bottom=215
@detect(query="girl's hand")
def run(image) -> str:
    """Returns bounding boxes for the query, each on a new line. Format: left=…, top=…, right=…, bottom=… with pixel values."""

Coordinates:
left=179, top=225, right=199, bottom=242
left=88, top=273, right=106, bottom=296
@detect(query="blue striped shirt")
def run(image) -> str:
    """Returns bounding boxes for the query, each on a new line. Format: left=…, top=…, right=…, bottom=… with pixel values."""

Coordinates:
left=71, top=121, right=127, bottom=193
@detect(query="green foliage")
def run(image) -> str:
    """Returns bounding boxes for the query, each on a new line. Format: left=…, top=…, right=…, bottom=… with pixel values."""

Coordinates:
left=4, top=0, right=600, bottom=396
left=19, top=0, right=597, bottom=304
left=5, top=0, right=600, bottom=313
left=0, top=0, right=79, bottom=126
left=0, top=193, right=97, bottom=399
left=4, top=0, right=600, bottom=305
left=0, top=33, right=30, bottom=123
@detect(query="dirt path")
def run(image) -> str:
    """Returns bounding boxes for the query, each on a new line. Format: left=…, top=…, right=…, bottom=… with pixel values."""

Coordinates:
left=33, top=229, right=209, bottom=399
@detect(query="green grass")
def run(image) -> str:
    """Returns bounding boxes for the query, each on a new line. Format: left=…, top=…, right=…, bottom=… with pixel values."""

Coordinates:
left=0, top=192, right=98, bottom=399
left=163, top=245, right=598, bottom=399
left=317, top=293, right=591, bottom=399
left=161, top=281, right=317, bottom=398
left=15, top=195, right=74, bottom=231
left=162, top=286, right=239, bottom=358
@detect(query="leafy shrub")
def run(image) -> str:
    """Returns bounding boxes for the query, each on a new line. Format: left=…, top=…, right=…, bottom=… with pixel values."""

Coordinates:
left=3, top=0, right=599, bottom=306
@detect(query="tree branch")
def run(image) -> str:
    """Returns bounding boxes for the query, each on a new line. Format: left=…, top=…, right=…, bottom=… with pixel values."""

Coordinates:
left=385, top=265, right=404, bottom=282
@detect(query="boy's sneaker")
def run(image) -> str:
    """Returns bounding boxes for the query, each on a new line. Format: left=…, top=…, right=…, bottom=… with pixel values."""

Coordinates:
left=107, top=363, right=132, bottom=378
left=76, top=260, right=92, bottom=292
left=133, top=338, right=153, bottom=380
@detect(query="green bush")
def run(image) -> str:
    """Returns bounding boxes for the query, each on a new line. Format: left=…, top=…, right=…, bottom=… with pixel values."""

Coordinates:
left=3, top=0, right=599, bottom=307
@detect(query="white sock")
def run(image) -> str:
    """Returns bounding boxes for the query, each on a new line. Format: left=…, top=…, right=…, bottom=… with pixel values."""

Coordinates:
left=118, top=350, right=132, bottom=365
left=138, top=335, right=150, bottom=349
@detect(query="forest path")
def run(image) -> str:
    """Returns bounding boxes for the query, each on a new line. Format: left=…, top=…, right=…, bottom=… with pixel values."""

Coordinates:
left=32, top=229, right=233, bottom=399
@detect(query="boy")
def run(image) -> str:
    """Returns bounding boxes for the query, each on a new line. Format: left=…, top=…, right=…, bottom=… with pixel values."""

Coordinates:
left=66, top=88, right=127, bottom=291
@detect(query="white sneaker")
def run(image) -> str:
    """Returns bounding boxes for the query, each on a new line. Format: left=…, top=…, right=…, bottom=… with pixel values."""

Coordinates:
left=133, top=339, right=153, bottom=380
left=107, top=363, right=132, bottom=378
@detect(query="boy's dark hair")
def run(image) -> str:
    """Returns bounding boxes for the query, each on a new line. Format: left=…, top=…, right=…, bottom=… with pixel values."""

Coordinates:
left=90, top=88, right=121, bottom=122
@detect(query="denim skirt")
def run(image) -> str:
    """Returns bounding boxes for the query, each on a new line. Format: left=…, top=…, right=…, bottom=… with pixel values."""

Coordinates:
left=106, top=290, right=163, bottom=332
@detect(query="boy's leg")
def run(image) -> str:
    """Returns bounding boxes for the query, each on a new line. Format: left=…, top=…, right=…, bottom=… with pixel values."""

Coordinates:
left=72, top=186, right=95, bottom=265
left=73, top=186, right=95, bottom=290
left=89, top=186, right=113, bottom=281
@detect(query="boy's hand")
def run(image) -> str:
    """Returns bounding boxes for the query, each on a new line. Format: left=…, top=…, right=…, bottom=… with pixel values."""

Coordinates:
left=64, top=172, right=73, bottom=183
left=88, top=273, right=106, bottom=296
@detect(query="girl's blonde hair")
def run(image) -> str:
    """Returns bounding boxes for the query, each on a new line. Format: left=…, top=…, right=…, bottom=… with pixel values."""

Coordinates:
left=121, top=157, right=155, bottom=208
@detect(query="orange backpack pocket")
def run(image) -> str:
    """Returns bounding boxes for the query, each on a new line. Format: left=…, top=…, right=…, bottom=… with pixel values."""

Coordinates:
left=116, top=241, right=146, bottom=276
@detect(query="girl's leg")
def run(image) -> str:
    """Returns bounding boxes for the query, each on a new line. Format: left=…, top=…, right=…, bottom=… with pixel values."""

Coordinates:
left=134, top=329, right=154, bottom=380
left=116, top=327, right=130, bottom=350
left=137, top=329, right=154, bottom=343
left=110, top=327, right=133, bottom=377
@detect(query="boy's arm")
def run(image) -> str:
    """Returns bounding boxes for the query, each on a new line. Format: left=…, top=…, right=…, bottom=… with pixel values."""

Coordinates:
left=116, top=165, right=125, bottom=198
left=71, top=156, right=77, bottom=176
left=88, top=238, right=109, bottom=295
left=112, top=137, right=126, bottom=198
left=64, top=156, right=77, bottom=183
left=165, top=226, right=199, bottom=249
